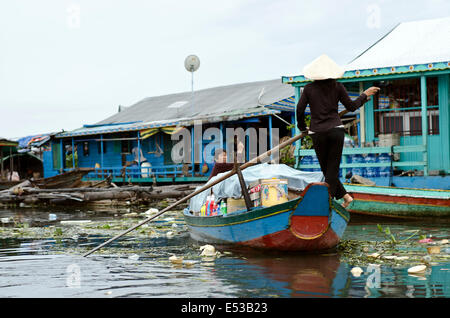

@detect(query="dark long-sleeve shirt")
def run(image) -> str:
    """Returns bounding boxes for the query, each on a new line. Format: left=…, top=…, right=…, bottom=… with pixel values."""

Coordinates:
left=296, top=80, right=368, bottom=133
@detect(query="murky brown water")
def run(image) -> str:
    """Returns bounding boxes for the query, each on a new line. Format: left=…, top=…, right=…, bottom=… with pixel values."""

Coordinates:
left=0, top=206, right=449, bottom=298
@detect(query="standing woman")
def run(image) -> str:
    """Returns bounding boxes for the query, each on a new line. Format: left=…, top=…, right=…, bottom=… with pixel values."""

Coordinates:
left=296, top=55, right=379, bottom=208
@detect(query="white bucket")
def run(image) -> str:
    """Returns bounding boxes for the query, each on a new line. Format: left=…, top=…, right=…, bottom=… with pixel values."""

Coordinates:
left=141, top=162, right=152, bottom=178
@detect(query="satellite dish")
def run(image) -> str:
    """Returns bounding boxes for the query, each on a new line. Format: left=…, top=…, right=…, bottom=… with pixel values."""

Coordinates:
left=184, top=55, right=200, bottom=72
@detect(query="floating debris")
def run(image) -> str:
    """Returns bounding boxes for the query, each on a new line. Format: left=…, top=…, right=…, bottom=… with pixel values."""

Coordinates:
left=350, top=267, right=363, bottom=277
left=183, top=260, right=197, bottom=267
left=200, top=244, right=216, bottom=257
left=408, top=265, right=427, bottom=274
left=60, top=220, right=92, bottom=225
left=128, top=254, right=140, bottom=261
left=169, top=255, right=183, bottom=264
left=427, top=246, right=441, bottom=254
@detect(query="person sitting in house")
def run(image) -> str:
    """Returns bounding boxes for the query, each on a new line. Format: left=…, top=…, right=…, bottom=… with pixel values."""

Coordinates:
left=207, top=140, right=245, bottom=180
left=131, top=146, right=152, bottom=178
left=65, top=145, right=78, bottom=169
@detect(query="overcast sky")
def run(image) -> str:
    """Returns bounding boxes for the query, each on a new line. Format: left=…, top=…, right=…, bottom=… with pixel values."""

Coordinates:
left=1, top=0, right=449, bottom=139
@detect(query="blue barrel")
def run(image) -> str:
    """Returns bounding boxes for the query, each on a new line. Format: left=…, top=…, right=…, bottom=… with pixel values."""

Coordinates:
left=351, top=154, right=364, bottom=177
left=311, top=155, right=321, bottom=172
left=364, top=154, right=377, bottom=178
left=378, top=153, right=391, bottom=177
left=300, top=156, right=312, bottom=172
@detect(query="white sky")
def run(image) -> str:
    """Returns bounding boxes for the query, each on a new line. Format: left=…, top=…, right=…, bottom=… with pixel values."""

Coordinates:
left=1, top=0, right=449, bottom=139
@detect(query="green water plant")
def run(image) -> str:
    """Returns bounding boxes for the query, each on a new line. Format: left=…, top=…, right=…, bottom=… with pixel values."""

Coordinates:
left=376, top=224, right=420, bottom=244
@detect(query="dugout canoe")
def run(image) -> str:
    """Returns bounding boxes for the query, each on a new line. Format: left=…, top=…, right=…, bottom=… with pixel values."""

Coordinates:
left=183, top=182, right=350, bottom=251
left=343, top=184, right=450, bottom=218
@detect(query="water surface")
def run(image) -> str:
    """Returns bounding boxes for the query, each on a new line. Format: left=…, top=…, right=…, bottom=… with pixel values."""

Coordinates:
left=0, top=206, right=449, bottom=298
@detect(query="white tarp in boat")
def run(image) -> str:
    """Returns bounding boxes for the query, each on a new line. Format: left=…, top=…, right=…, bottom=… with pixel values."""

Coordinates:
left=189, top=163, right=324, bottom=212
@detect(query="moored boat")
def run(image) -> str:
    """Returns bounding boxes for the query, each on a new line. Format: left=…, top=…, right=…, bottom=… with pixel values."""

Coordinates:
left=30, top=168, right=94, bottom=189
left=344, top=184, right=450, bottom=218
left=183, top=182, right=350, bottom=251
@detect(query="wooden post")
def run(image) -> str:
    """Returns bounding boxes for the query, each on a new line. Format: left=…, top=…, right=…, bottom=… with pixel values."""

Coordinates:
left=420, top=76, right=428, bottom=176
left=0, top=148, right=3, bottom=180
left=234, top=153, right=252, bottom=211
left=71, top=137, right=75, bottom=169
left=60, top=139, right=64, bottom=173
left=359, top=82, right=366, bottom=146
left=100, top=134, right=104, bottom=177
left=10, top=147, right=13, bottom=179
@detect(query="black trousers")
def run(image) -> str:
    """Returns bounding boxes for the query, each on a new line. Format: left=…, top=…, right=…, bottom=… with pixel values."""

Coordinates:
left=310, top=127, right=347, bottom=200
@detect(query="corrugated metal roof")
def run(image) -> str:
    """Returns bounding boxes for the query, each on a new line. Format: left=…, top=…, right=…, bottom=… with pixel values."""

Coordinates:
left=282, top=17, right=450, bottom=84
left=346, top=16, right=450, bottom=71
left=96, top=79, right=293, bottom=125
left=57, top=79, right=294, bottom=138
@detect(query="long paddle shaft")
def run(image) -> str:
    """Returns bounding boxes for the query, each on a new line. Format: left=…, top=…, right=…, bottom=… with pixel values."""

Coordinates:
left=83, top=110, right=349, bottom=257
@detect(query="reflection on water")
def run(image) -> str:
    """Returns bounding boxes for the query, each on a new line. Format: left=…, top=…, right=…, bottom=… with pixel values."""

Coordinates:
left=0, top=206, right=449, bottom=298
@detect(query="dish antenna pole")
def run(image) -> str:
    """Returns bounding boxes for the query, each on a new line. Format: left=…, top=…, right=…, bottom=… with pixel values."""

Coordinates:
left=184, top=55, right=200, bottom=108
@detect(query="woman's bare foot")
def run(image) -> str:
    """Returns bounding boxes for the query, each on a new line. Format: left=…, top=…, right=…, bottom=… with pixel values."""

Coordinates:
left=341, top=194, right=353, bottom=208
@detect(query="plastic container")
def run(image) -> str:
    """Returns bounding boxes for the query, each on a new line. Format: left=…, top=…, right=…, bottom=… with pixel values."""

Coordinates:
left=300, top=156, right=312, bottom=172
left=260, top=178, right=288, bottom=207
left=364, top=154, right=377, bottom=178
left=311, top=156, right=321, bottom=172
left=378, top=153, right=391, bottom=178
left=220, top=201, right=227, bottom=215
left=351, top=154, right=364, bottom=177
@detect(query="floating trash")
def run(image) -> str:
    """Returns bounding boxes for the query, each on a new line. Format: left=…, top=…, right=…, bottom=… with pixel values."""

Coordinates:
left=200, top=244, right=216, bottom=257
left=408, top=265, right=427, bottom=274
left=169, top=255, right=183, bottom=264
left=48, top=214, right=57, bottom=221
left=419, top=238, right=433, bottom=243
left=1, top=217, right=11, bottom=224
left=427, top=246, right=441, bottom=254
left=183, top=260, right=197, bottom=267
left=367, top=252, right=380, bottom=258
left=128, top=254, right=140, bottom=261
left=60, top=220, right=92, bottom=225
left=350, top=267, right=363, bottom=277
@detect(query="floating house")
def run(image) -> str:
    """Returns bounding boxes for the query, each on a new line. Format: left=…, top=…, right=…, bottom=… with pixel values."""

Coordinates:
left=44, top=79, right=296, bottom=183
left=0, top=137, right=19, bottom=182
left=282, top=17, right=450, bottom=189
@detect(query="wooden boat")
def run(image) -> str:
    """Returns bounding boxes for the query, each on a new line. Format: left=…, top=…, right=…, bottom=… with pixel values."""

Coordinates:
left=183, top=182, right=350, bottom=251
left=344, top=184, right=450, bottom=218
left=30, top=168, right=94, bottom=189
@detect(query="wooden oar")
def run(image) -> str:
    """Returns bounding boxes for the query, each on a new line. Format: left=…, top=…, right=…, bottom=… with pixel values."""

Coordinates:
left=83, top=110, right=349, bottom=257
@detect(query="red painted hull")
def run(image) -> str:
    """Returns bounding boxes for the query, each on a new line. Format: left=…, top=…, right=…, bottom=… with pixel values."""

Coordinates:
left=351, top=192, right=449, bottom=207
left=237, top=226, right=340, bottom=252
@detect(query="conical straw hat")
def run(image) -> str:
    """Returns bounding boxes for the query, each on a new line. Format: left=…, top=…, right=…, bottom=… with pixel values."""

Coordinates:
left=302, top=54, right=345, bottom=80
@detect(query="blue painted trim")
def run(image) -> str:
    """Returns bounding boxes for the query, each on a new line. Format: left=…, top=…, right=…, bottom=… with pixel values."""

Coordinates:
left=420, top=76, right=428, bottom=176
left=438, top=74, right=450, bottom=173
left=59, top=139, right=63, bottom=172
left=83, top=121, right=142, bottom=128
left=282, top=61, right=450, bottom=84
